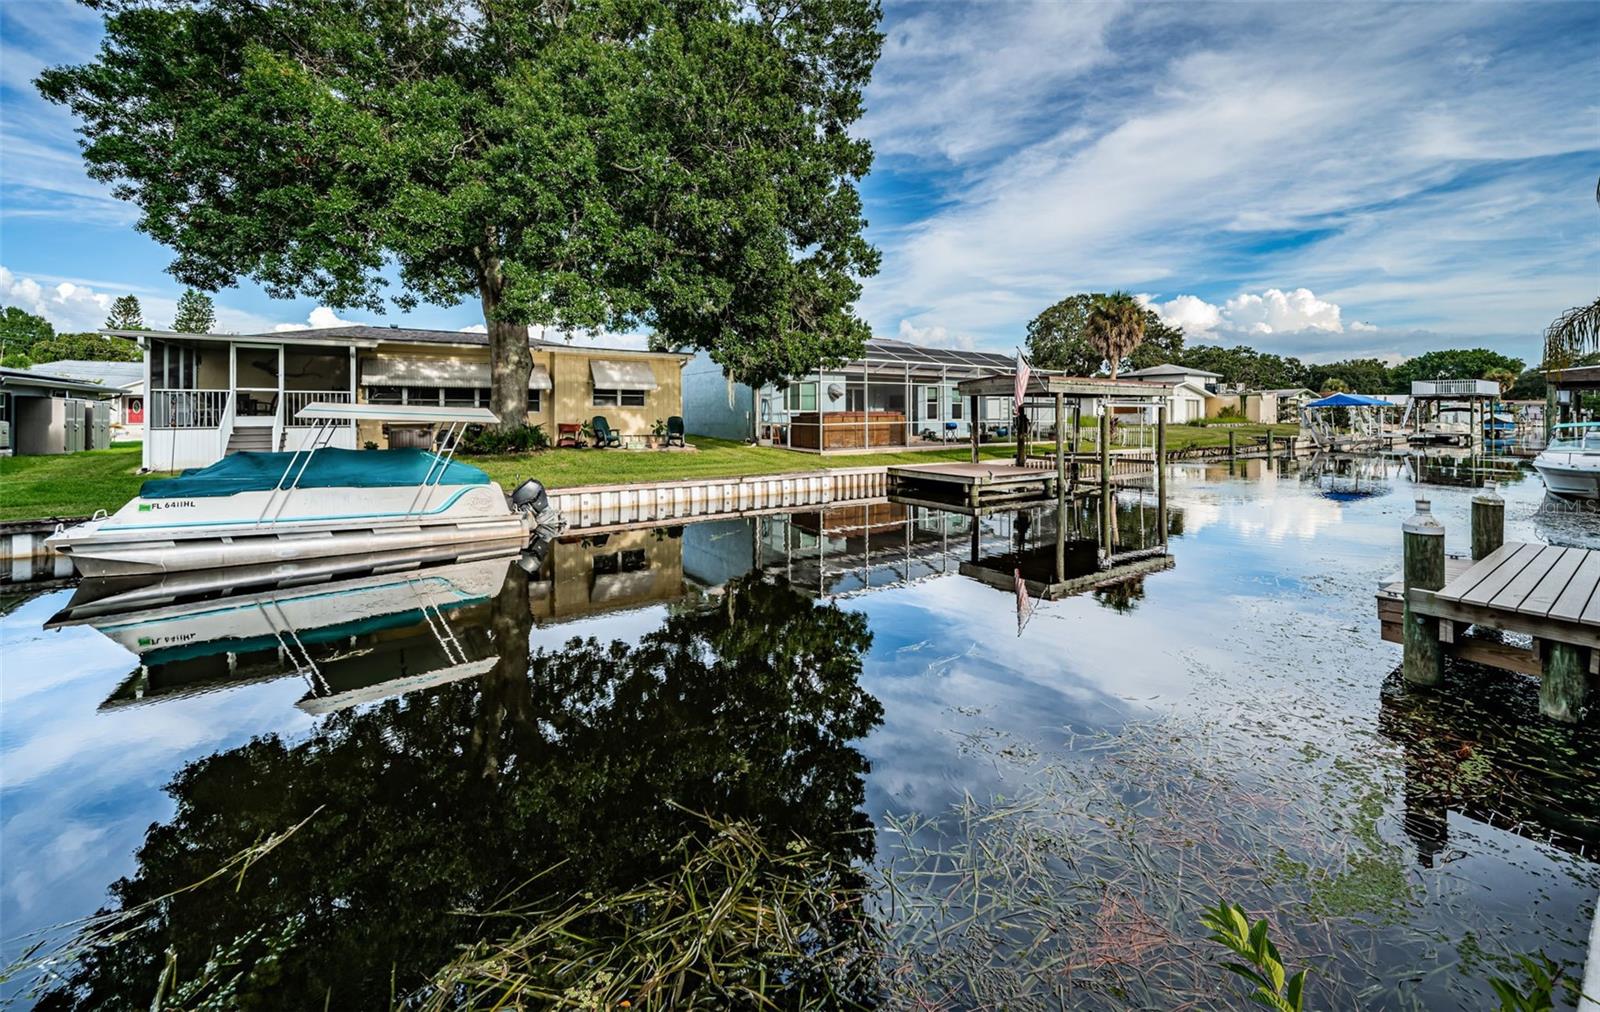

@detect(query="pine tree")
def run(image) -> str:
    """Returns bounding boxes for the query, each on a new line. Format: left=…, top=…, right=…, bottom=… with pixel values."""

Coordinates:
left=104, top=295, right=146, bottom=331
left=172, top=289, right=216, bottom=333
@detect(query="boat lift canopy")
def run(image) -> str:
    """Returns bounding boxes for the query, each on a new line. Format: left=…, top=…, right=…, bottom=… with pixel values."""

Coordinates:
left=1304, top=392, right=1394, bottom=410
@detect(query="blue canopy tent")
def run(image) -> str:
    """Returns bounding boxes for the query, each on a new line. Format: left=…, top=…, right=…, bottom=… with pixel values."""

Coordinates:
left=1304, top=392, right=1394, bottom=410
left=1301, top=392, right=1399, bottom=449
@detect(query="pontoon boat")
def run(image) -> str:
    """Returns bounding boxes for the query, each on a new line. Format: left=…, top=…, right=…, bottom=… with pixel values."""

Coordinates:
left=47, top=403, right=558, bottom=577
left=1533, top=422, right=1600, bottom=498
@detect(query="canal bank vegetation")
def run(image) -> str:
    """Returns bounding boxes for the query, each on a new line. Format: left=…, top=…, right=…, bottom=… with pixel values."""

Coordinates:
left=0, top=425, right=1300, bottom=522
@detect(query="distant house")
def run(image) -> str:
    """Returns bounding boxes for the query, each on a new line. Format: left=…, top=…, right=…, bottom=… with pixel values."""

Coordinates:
left=1119, top=363, right=1222, bottom=423
left=682, top=338, right=1019, bottom=451
left=25, top=360, right=145, bottom=440
left=111, top=325, right=690, bottom=471
left=0, top=367, right=118, bottom=455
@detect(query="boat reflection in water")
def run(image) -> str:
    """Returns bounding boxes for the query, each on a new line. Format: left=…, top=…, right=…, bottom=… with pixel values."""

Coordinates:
left=49, top=550, right=525, bottom=715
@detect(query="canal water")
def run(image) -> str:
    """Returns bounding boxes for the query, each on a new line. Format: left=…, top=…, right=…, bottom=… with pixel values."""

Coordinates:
left=2, top=455, right=1596, bottom=1009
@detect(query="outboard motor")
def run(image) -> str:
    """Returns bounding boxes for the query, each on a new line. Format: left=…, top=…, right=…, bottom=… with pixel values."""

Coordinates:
left=511, top=478, right=566, bottom=536
left=511, top=478, right=550, bottom=514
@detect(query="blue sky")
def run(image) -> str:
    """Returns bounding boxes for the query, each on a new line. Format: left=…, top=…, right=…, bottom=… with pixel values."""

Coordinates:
left=1, top=1, right=1596, bottom=365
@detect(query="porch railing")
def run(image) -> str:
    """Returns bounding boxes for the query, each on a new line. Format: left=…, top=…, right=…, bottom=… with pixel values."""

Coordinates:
left=150, top=389, right=231, bottom=429
left=284, top=389, right=354, bottom=426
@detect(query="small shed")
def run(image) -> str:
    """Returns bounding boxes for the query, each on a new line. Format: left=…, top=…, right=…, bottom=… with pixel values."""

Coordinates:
left=0, top=367, right=118, bottom=455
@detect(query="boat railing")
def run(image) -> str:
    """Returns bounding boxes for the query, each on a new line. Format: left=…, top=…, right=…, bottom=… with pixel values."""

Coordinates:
left=149, top=389, right=231, bottom=429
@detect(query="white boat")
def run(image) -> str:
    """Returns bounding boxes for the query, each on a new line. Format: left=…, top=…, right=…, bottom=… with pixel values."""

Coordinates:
left=1416, top=403, right=1473, bottom=445
left=1533, top=422, right=1600, bottom=498
left=47, top=403, right=553, bottom=577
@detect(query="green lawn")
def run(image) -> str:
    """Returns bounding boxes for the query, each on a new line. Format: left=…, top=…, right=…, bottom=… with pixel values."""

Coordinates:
left=0, top=424, right=1300, bottom=522
left=1, top=444, right=154, bottom=521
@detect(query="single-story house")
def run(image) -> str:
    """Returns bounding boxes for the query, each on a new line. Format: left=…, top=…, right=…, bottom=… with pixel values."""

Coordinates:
left=1208, top=386, right=1316, bottom=424
left=25, top=359, right=145, bottom=441
left=109, top=324, right=690, bottom=471
left=0, top=367, right=118, bottom=455
left=1118, top=363, right=1222, bottom=423
left=683, top=338, right=1029, bottom=451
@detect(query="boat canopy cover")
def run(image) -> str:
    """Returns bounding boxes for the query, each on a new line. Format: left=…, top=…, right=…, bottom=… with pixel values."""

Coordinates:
left=295, top=402, right=499, bottom=424
left=141, top=448, right=491, bottom=499
left=1305, top=392, right=1394, bottom=409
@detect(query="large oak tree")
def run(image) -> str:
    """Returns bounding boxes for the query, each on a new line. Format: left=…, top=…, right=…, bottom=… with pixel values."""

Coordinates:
left=40, top=0, right=883, bottom=425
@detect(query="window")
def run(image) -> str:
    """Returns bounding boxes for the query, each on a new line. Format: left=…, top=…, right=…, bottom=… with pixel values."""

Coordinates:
left=443, top=387, right=477, bottom=407
left=951, top=398, right=962, bottom=420
left=593, top=388, right=644, bottom=407
left=785, top=382, right=818, bottom=412
left=527, top=389, right=541, bottom=412
left=925, top=388, right=939, bottom=420
left=407, top=387, right=442, bottom=406
left=150, top=339, right=200, bottom=389
left=367, top=386, right=403, bottom=404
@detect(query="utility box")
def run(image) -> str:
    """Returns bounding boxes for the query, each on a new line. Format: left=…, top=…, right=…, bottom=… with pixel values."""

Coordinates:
left=63, top=398, right=86, bottom=453
left=0, top=420, right=10, bottom=456
left=85, top=400, right=111, bottom=450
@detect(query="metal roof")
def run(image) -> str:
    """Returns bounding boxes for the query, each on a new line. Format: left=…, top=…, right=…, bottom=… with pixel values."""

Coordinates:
left=107, top=325, right=687, bottom=359
left=0, top=367, right=119, bottom=397
left=25, top=360, right=143, bottom=389
left=853, top=338, right=1014, bottom=371
left=956, top=371, right=1173, bottom=401
left=1121, top=363, right=1222, bottom=378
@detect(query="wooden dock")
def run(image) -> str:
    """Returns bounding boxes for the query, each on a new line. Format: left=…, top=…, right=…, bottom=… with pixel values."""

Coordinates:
left=1379, top=498, right=1598, bottom=721
left=886, top=460, right=1059, bottom=506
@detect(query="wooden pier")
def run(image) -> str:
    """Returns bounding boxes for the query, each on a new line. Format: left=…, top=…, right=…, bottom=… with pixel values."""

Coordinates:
left=1378, top=492, right=1595, bottom=722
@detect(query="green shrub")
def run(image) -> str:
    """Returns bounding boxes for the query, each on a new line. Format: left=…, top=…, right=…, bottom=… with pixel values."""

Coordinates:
left=456, top=423, right=550, bottom=455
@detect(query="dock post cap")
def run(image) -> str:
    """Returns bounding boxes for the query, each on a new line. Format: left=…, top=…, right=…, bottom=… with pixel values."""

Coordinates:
left=1472, top=481, right=1502, bottom=503
left=1403, top=497, right=1443, bottom=535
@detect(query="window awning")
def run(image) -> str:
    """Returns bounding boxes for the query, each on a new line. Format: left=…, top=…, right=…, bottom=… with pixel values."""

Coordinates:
left=590, top=359, right=657, bottom=391
left=362, top=354, right=551, bottom=390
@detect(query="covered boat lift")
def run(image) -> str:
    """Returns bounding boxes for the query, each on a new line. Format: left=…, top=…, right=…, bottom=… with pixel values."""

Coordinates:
left=1300, top=392, right=1403, bottom=451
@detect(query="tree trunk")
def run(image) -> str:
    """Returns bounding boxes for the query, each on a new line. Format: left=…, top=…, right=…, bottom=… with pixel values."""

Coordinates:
left=481, top=286, right=532, bottom=431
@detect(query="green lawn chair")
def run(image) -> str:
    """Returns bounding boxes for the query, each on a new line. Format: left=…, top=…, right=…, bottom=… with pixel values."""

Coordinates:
left=592, top=415, right=622, bottom=448
left=666, top=415, right=686, bottom=447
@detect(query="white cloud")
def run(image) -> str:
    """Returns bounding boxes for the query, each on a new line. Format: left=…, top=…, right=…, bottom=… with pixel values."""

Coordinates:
left=0, top=265, right=114, bottom=331
left=1349, top=321, right=1378, bottom=333
left=274, top=306, right=362, bottom=331
left=895, top=319, right=977, bottom=351
left=1142, top=287, right=1347, bottom=342
left=459, top=323, right=488, bottom=334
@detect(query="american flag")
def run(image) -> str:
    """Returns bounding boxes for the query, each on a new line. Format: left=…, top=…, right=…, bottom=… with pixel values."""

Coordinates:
left=1014, top=351, right=1031, bottom=414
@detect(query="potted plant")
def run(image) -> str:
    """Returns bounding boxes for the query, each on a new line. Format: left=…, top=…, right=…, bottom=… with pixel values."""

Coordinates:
left=646, top=418, right=668, bottom=449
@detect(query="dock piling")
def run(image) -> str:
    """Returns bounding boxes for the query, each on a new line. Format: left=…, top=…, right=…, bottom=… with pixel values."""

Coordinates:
left=1157, top=405, right=1168, bottom=546
left=1539, top=642, right=1589, bottom=723
left=1227, top=429, right=1236, bottom=460
left=1402, top=497, right=1446, bottom=687
left=1471, top=484, right=1504, bottom=562
left=1099, top=411, right=1111, bottom=552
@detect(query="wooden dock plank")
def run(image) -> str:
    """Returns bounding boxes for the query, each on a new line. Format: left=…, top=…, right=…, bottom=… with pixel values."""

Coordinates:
left=1548, top=551, right=1600, bottom=622
left=1514, top=547, right=1586, bottom=617
left=1456, top=543, right=1544, bottom=606
left=1489, top=545, right=1568, bottom=613
left=1435, top=542, right=1523, bottom=602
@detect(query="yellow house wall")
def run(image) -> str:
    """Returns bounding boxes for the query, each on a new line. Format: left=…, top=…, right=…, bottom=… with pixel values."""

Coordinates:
left=1207, top=394, right=1238, bottom=419
left=551, top=351, right=684, bottom=437
left=350, top=343, right=682, bottom=447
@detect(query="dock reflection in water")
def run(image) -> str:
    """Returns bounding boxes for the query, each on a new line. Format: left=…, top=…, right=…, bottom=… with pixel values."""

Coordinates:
left=4, top=470, right=1598, bottom=1009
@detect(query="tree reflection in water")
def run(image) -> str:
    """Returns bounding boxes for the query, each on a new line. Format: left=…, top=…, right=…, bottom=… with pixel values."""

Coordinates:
left=38, top=569, right=882, bottom=1010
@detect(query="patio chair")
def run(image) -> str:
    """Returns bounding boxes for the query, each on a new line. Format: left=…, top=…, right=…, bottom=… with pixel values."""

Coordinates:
left=557, top=422, right=584, bottom=448
left=592, top=415, right=622, bottom=448
left=666, top=416, right=686, bottom=447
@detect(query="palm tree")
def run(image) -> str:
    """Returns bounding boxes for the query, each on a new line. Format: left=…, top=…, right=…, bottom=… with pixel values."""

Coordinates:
left=1541, top=176, right=1600, bottom=367
left=1086, top=291, right=1147, bottom=382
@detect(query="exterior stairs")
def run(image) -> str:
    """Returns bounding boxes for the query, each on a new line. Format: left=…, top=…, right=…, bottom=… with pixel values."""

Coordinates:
left=226, top=427, right=276, bottom=454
